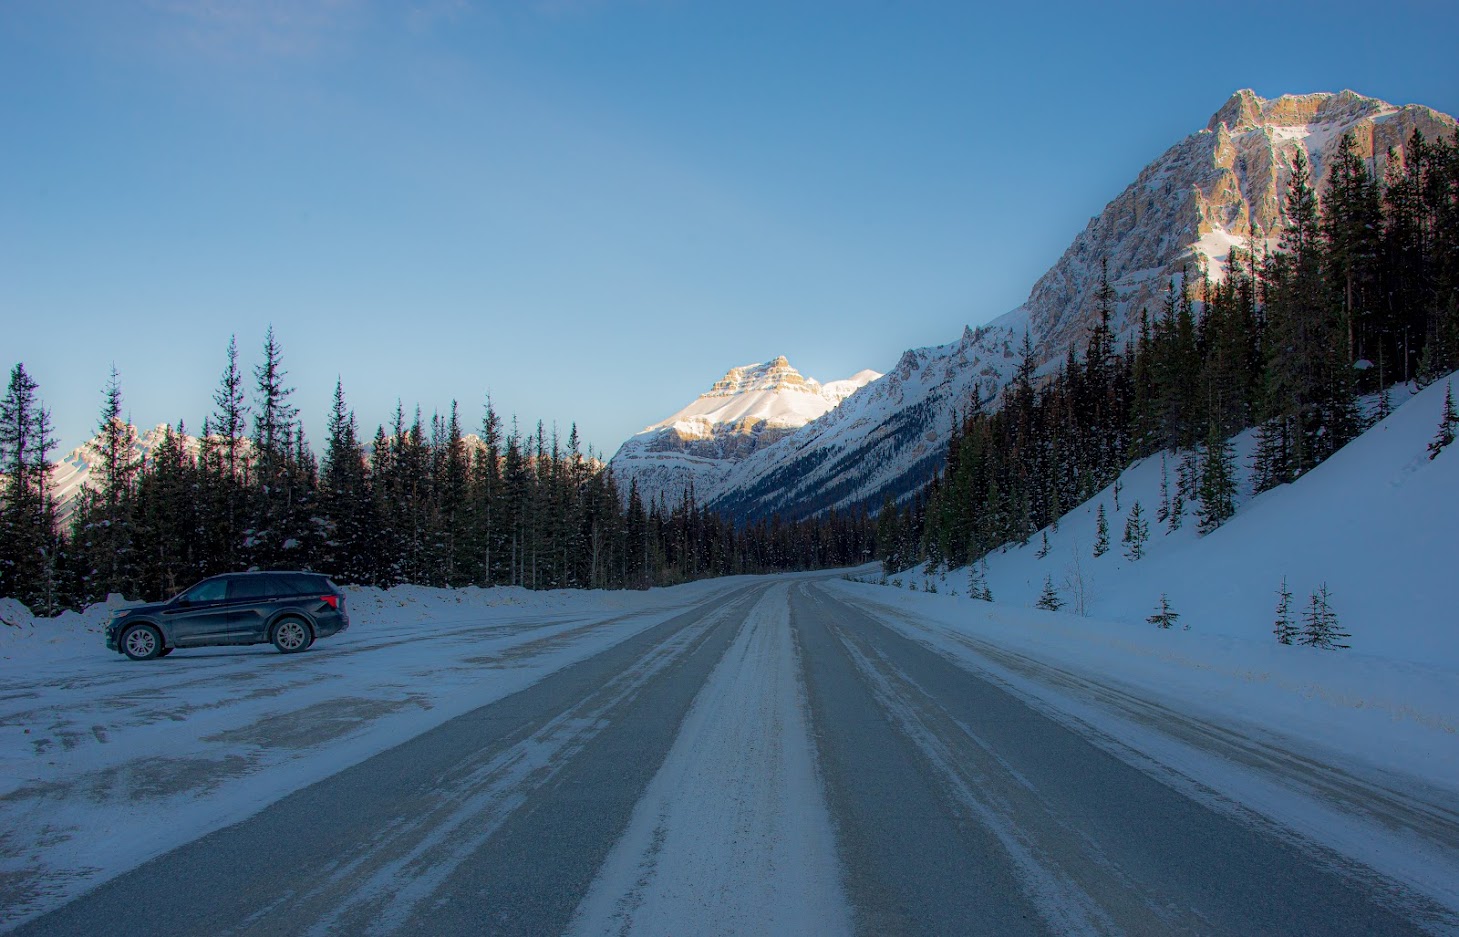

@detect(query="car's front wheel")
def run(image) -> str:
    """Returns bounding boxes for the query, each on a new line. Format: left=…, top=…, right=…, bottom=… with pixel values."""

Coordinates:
left=121, top=625, right=164, bottom=661
left=272, top=618, right=313, bottom=654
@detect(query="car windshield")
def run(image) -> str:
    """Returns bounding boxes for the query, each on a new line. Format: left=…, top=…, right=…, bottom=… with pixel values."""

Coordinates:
left=178, top=579, right=226, bottom=604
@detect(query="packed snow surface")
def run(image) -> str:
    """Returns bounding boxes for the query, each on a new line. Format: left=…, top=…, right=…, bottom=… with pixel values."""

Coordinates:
left=568, top=582, right=849, bottom=937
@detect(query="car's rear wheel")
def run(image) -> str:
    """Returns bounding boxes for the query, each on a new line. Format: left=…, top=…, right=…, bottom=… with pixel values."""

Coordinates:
left=272, top=618, right=313, bottom=654
left=121, top=625, right=163, bottom=661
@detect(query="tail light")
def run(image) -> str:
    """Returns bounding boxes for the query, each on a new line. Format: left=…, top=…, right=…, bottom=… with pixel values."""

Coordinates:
left=320, top=595, right=340, bottom=610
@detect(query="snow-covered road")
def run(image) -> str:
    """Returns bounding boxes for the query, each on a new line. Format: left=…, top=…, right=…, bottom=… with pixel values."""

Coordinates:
left=3, top=573, right=1456, bottom=934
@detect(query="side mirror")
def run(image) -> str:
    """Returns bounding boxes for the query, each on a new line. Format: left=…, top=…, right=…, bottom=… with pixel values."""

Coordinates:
left=176, top=597, right=191, bottom=607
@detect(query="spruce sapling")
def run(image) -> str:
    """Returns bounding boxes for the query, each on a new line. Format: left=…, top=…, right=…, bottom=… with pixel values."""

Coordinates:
left=1036, top=530, right=1050, bottom=559
left=1093, top=504, right=1110, bottom=557
left=1301, top=583, right=1350, bottom=649
left=1147, top=594, right=1179, bottom=629
left=1429, top=382, right=1456, bottom=460
left=1035, top=574, right=1063, bottom=611
left=1122, top=500, right=1148, bottom=560
left=1273, top=578, right=1298, bottom=644
left=1157, top=454, right=1171, bottom=524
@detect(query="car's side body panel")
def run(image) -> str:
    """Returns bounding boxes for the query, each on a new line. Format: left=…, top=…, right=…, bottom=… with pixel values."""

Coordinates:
left=106, top=571, right=349, bottom=658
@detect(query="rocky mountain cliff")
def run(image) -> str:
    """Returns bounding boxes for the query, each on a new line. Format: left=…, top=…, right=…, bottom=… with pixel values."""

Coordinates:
left=703, top=89, right=1458, bottom=521
left=609, top=356, right=879, bottom=507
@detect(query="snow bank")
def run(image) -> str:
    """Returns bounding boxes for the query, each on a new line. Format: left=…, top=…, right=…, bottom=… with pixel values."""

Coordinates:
left=910, top=375, right=1458, bottom=668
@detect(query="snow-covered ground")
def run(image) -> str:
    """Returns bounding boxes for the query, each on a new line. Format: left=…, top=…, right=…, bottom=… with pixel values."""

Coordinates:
left=877, top=374, right=1458, bottom=778
left=855, top=374, right=1459, bottom=913
left=0, top=577, right=757, bottom=926
left=940, top=375, right=1457, bottom=667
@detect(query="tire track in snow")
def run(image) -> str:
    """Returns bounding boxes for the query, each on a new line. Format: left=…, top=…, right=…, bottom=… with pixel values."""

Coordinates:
left=568, top=582, right=850, bottom=937
left=796, top=583, right=1426, bottom=935
left=7, top=585, right=765, bottom=937
left=858, top=595, right=1459, bottom=930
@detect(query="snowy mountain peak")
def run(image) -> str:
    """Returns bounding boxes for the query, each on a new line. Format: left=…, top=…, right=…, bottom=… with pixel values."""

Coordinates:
left=1205, top=89, right=1396, bottom=135
left=705, top=356, right=816, bottom=398
left=610, top=357, right=880, bottom=507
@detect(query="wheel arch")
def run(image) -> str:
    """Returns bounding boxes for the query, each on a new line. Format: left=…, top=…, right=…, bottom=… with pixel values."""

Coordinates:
left=127, top=617, right=172, bottom=647
left=266, top=610, right=316, bottom=640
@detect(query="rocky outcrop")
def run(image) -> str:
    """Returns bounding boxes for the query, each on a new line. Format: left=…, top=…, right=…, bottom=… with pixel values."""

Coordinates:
left=703, top=90, right=1457, bottom=521
left=1029, top=89, right=1455, bottom=356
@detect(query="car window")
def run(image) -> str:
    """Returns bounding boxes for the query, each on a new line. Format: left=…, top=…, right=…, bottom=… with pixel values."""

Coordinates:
left=279, top=574, right=323, bottom=595
left=180, top=579, right=227, bottom=603
left=228, top=577, right=276, bottom=601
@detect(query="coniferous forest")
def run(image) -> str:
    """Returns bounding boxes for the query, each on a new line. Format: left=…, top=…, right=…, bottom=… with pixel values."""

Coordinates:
left=0, top=330, right=874, bottom=614
left=885, top=129, right=1459, bottom=572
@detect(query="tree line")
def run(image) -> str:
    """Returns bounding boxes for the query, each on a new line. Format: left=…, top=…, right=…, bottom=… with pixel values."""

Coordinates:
left=883, top=127, right=1459, bottom=571
left=1, top=332, right=874, bottom=614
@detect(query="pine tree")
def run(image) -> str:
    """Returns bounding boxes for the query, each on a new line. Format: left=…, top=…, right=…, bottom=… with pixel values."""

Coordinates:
left=1093, top=504, right=1109, bottom=557
left=71, top=367, right=141, bottom=602
left=1122, top=500, right=1148, bottom=560
left=1167, top=454, right=1188, bottom=531
left=1157, top=453, right=1171, bottom=524
left=320, top=379, right=377, bottom=583
left=248, top=328, right=304, bottom=568
left=206, top=336, right=251, bottom=572
left=1429, top=381, right=1457, bottom=459
left=1036, top=530, right=1050, bottom=559
left=967, top=561, right=993, bottom=602
left=1035, top=574, right=1063, bottom=611
left=1300, top=583, right=1350, bottom=649
left=0, top=364, right=63, bottom=613
left=1197, top=424, right=1237, bottom=533
left=1274, top=577, right=1298, bottom=644
left=1146, top=594, right=1179, bottom=629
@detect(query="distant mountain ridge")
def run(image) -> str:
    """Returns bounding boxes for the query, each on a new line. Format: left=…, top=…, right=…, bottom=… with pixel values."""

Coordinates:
left=697, top=89, right=1458, bottom=521
left=608, top=356, right=880, bottom=507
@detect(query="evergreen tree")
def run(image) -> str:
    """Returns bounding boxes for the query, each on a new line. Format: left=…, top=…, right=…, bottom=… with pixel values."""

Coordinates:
left=71, top=367, right=141, bottom=601
left=131, top=421, right=204, bottom=599
left=1300, top=583, right=1349, bottom=649
left=1429, top=381, right=1457, bottom=459
left=0, top=364, right=63, bottom=613
left=966, top=561, right=993, bottom=602
left=1035, top=574, right=1063, bottom=611
left=319, top=379, right=376, bottom=583
left=1093, top=504, right=1109, bottom=557
left=1197, top=424, right=1238, bottom=533
left=1274, top=578, right=1298, bottom=645
left=1146, top=594, right=1179, bottom=629
left=1035, top=530, right=1050, bottom=559
left=206, top=335, right=250, bottom=572
left=1157, top=453, right=1171, bottom=524
left=1167, top=454, right=1188, bottom=531
left=1122, top=500, right=1148, bottom=560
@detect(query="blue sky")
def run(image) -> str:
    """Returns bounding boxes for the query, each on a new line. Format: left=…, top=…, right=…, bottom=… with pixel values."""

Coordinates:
left=3, top=1, right=1457, bottom=458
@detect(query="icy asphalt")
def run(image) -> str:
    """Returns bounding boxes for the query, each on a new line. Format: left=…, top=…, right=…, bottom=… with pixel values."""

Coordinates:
left=7, top=576, right=1453, bottom=935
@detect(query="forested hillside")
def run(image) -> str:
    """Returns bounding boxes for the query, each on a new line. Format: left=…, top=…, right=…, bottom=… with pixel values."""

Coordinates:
left=885, top=128, right=1459, bottom=569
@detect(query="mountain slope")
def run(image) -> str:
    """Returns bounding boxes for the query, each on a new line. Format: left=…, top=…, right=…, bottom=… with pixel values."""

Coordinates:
left=707, top=89, right=1457, bottom=521
left=610, top=356, right=879, bottom=507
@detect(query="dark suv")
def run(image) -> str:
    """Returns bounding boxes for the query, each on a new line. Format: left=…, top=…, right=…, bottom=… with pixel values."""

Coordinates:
left=105, top=571, right=349, bottom=660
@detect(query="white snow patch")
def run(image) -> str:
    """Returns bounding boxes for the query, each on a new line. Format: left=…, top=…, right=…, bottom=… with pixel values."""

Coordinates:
left=569, top=582, right=850, bottom=937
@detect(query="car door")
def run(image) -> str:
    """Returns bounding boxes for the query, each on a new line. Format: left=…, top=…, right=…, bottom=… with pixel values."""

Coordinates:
left=162, top=578, right=233, bottom=646
left=226, top=575, right=284, bottom=643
